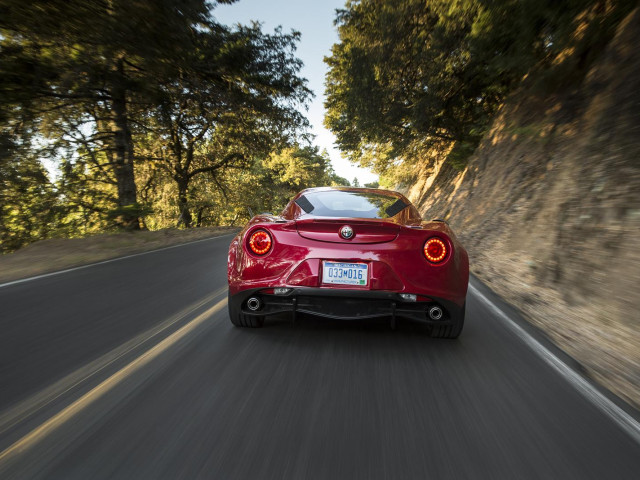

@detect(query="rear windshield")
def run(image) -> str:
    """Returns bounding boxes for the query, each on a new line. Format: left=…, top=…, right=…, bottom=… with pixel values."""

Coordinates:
left=295, top=190, right=409, bottom=219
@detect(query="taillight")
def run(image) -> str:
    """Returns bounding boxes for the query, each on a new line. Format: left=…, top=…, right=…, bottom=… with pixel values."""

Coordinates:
left=423, top=237, right=447, bottom=263
left=248, top=230, right=272, bottom=255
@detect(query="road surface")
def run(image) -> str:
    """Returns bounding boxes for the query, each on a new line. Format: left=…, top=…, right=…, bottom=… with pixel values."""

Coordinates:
left=0, top=234, right=638, bottom=479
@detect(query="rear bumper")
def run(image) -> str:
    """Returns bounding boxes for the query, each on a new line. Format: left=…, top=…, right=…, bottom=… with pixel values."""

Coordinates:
left=230, top=287, right=464, bottom=325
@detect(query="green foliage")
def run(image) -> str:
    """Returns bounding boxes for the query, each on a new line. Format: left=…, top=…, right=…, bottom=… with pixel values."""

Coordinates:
left=0, top=0, right=319, bottom=249
left=0, top=154, right=59, bottom=252
left=178, top=146, right=342, bottom=227
left=324, top=0, right=636, bottom=177
left=1, top=0, right=235, bottom=230
left=137, top=22, right=312, bottom=228
left=331, top=173, right=351, bottom=187
left=447, top=139, right=480, bottom=171
left=325, top=0, right=496, bottom=167
left=106, top=203, right=153, bottom=227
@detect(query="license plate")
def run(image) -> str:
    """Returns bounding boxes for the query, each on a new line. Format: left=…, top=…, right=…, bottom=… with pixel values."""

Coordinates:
left=322, top=262, right=368, bottom=286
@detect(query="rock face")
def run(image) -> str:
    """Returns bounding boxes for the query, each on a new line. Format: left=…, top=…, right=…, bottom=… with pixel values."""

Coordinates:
left=407, top=9, right=640, bottom=408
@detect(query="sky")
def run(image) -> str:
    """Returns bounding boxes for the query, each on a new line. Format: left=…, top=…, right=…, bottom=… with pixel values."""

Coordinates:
left=213, top=0, right=379, bottom=185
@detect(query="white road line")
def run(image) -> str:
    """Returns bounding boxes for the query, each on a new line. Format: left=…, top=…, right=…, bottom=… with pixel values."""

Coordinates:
left=469, top=282, right=640, bottom=445
left=0, top=233, right=236, bottom=289
left=0, top=296, right=228, bottom=468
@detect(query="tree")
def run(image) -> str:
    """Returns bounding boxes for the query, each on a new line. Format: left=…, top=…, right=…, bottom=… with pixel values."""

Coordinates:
left=0, top=151, right=59, bottom=252
left=137, top=24, right=311, bottom=227
left=185, top=146, right=342, bottom=227
left=324, top=0, right=636, bottom=175
left=1, top=0, right=315, bottom=231
left=0, top=0, right=230, bottom=229
left=331, top=173, right=351, bottom=187
left=324, top=0, right=504, bottom=171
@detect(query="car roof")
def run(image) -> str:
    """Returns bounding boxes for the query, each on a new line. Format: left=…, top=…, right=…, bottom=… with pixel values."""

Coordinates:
left=280, top=186, right=421, bottom=224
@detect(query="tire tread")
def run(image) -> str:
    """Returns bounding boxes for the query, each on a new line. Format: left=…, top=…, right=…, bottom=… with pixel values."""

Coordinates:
left=430, top=302, right=465, bottom=339
left=228, top=293, right=264, bottom=328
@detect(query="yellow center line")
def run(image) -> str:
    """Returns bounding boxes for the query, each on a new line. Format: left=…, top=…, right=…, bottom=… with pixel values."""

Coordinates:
left=0, top=296, right=228, bottom=467
left=0, top=287, right=228, bottom=435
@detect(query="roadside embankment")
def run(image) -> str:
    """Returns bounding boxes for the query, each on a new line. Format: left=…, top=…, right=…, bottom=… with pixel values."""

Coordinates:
left=404, top=9, right=640, bottom=408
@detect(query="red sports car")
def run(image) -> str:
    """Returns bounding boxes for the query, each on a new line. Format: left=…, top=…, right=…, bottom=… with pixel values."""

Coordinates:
left=227, top=187, right=469, bottom=337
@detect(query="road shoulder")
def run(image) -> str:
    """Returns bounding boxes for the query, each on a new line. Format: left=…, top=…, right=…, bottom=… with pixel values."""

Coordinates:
left=0, top=227, right=240, bottom=285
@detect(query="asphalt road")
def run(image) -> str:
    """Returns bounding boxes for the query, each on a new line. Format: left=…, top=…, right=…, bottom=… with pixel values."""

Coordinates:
left=0, top=234, right=639, bottom=479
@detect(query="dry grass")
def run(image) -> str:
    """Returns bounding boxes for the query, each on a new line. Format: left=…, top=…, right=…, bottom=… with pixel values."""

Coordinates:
left=0, top=226, right=239, bottom=284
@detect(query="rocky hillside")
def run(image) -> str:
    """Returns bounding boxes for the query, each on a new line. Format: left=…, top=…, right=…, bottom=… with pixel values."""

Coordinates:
left=405, top=8, right=640, bottom=408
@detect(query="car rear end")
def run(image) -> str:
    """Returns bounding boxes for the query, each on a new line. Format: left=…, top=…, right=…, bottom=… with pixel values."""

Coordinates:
left=228, top=188, right=468, bottom=334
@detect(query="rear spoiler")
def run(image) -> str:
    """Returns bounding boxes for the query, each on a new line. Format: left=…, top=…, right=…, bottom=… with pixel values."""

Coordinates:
left=431, top=218, right=449, bottom=225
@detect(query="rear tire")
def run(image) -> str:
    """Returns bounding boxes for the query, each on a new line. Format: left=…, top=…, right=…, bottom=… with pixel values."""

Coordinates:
left=228, top=293, right=264, bottom=328
left=430, top=302, right=465, bottom=339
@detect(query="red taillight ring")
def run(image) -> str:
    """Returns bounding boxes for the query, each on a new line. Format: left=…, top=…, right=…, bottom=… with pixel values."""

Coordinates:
left=424, top=237, right=447, bottom=263
left=248, top=230, right=272, bottom=255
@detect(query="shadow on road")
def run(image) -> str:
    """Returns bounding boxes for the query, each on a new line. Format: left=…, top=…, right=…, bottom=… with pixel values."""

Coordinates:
left=229, top=312, right=473, bottom=356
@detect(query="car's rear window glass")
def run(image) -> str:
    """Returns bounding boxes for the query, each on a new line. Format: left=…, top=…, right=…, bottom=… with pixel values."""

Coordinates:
left=295, top=191, right=409, bottom=219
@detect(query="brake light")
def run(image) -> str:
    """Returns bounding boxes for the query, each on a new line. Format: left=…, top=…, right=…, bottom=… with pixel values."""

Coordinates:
left=424, top=238, right=447, bottom=263
left=249, top=230, right=272, bottom=255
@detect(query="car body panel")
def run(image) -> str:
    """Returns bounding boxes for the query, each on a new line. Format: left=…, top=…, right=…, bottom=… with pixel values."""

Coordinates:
left=295, top=218, right=400, bottom=244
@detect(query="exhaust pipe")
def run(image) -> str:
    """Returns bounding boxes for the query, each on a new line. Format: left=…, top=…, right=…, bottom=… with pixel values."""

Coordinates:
left=428, top=306, right=443, bottom=321
left=247, top=297, right=262, bottom=311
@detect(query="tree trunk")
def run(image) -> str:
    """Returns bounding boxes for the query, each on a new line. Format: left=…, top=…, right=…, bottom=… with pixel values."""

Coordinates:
left=111, top=57, right=140, bottom=230
left=196, top=206, right=205, bottom=228
left=177, top=179, right=192, bottom=228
